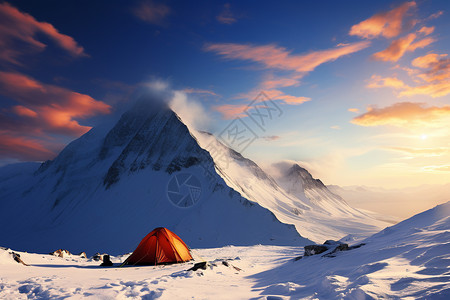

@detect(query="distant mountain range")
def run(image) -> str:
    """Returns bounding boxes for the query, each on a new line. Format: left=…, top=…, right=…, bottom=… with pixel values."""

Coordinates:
left=328, top=184, right=450, bottom=219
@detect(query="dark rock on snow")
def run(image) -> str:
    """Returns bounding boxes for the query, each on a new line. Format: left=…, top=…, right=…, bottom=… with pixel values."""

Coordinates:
left=296, top=240, right=365, bottom=260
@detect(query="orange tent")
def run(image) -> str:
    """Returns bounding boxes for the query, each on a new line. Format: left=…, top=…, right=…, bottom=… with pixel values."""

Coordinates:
left=123, top=227, right=193, bottom=266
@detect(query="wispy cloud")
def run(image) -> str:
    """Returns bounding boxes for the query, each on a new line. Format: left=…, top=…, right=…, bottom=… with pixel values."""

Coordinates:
left=399, top=82, right=450, bottom=98
left=212, top=103, right=248, bottom=119
left=386, top=146, right=449, bottom=157
left=205, top=41, right=370, bottom=73
left=367, top=75, right=407, bottom=89
left=0, top=131, right=61, bottom=161
left=0, top=2, right=87, bottom=64
left=214, top=89, right=310, bottom=119
left=261, top=135, right=280, bottom=141
left=262, top=90, right=310, bottom=105
left=348, top=108, right=360, bottom=113
left=132, top=0, right=171, bottom=25
left=417, top=26, right=434, bottom=36
left=260, top=74, right=302, bottom=90
left=183, top=88, right=219, bottom=97
left=349, top=1, right=416, bottom=39
left=351, top=102, right=450, bottom=128
left=425, top=10, right=444, bottom=21
left=216, top=3, right=238, bottom=25
left=232, top=88, right=310, bottom=105
left=423, top=164, right=450, bottom=172
left=372, top=33, right=434, bottom=62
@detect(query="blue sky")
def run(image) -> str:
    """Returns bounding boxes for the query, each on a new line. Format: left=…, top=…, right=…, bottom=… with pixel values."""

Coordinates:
left=0, top=0, right=449, bottom=187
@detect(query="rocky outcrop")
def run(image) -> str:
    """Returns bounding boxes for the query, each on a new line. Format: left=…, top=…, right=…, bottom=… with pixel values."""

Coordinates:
left=296, top=240, right=365, bottom=260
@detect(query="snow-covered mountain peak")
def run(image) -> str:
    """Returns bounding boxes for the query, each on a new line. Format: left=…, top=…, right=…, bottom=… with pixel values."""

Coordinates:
left=274, top=163, right=345, bottom=206
left=100, top=100, right=211, bottom=188
left=287, top=164, right=327, bottom=191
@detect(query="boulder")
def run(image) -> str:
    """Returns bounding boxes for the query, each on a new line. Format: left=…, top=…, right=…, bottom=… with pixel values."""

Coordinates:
left=304, top=245, right=329, bottom=256
left=100, top=254, right=113, bottom=266
left=324, top=240, right=344, bottom=246
left=297, top=241, right=364, bottom=260
left=188, top=261, right=208, bottom=271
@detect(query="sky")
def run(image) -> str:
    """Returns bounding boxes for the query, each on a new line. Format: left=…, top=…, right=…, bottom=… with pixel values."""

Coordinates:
left=0, top=0, right=449, bottom=188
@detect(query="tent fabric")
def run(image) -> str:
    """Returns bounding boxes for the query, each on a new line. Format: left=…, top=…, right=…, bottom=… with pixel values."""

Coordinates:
left=124, top=227, right=193, bottom=265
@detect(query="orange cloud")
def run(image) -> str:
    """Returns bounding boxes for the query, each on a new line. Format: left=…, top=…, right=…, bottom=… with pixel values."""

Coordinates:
left=11, top=105, right=38, bottom=118
left=348, top=108, right=360, bottom=113
left=411, top=53, right=447, bottom=69
left=0, top=71, right=111, bottom=137
left=204, top=41, right=370, bottom=73
left=418, top=26, right=434, bottom=36
left=399, top=53, right=450, bottom=97
left=0, top=2, right=86, bottom=64
left=234, top=89, right=310, bottom=105
left=368, top=52, right=450, bottom=98
left=213, top=104, right=248, bottom=119
left=373, top=34, right=416, bottom=61
left=351, top=102, right=450, bottom=128
left=262, top=90, right=310, bottom=105
left=399, top=82, right=450, bottom=98
left=261, top=76, right=301, bottom=90
left=132, top=0, right=171, bottom=25
left=367, top=75, right=407, bottom=89
left=0, top=71, right=111, bottom=160
left=349, top=1, right=416, bottom=39
left=372, top=33, right=434, bottom=62
left=0, top=131, right=59, bottom=161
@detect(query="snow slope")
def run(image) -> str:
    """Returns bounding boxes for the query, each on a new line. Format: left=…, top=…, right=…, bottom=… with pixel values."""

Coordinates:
left=0, top=98, right=305, bottom=255
left=252, top=200, right=450, bottom=299
left=0, top=202, right=448, bottom=299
